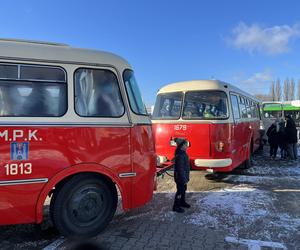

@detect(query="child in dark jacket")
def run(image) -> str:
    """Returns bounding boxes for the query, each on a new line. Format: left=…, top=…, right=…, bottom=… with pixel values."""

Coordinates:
left=173, top=138, right=190, bottom=213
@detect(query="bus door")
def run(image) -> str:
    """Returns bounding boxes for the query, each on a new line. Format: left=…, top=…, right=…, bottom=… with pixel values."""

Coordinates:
left=230, top=94, right=246, bottom=166
left=123, top=70, right=156, bottom=208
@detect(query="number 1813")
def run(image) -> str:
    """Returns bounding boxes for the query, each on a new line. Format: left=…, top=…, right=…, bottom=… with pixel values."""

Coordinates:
left=4, top=163, right=32, bottom=175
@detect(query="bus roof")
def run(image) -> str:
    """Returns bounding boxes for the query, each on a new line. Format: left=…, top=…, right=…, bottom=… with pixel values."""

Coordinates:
left=0, top=38, right=131, bottom=70
left=157, top=80, right=260, bottom=102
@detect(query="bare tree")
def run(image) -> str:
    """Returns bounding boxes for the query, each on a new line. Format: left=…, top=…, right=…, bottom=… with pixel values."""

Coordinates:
left=283, top=78, right=290, bottom=101
left=275, top=78, right=281, bottom=101
left=298, top=80, right=300, bottom=100
left=290, top=78, right=295, bottom=100
left=269, top=81, right=276, bottom=101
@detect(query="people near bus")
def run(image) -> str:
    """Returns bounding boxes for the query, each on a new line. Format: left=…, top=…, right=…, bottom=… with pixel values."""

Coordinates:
left=173, top=138, right=190, bottom=213
left=266, top=119, right=280, bottom=159
left=284, top=115, right=298, bottom=161
left=278, top=119, right=288, bottom=159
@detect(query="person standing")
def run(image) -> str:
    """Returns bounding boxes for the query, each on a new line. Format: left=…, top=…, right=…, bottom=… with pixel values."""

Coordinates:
left=285, top=115, right=298, bottom=160
left=173, top=138, right=191, bottom=213
left=266, top=120, right=280, bottom=159
left=278, top=119, right=288, bottom=159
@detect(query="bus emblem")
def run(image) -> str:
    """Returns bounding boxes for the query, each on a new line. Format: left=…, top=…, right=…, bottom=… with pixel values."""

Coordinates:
left=10, top=142, right=29, bottom=160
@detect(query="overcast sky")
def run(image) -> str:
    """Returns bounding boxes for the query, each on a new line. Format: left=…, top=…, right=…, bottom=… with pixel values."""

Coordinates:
left=1, top=0, right=300, bottom=105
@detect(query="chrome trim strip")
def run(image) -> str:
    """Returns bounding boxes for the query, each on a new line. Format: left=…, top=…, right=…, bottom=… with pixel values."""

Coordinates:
left=0, top=123, right=133, bottom=127
left=119, top=172, right=137, bottom=178
left=0, top=178, right=48, bottom=186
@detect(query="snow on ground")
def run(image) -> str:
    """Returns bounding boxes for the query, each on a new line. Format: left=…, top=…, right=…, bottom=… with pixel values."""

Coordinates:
left=153, top=180, right=300, bottom=242
left=184, top=185, right=272, bottom=235
left=224, top=174, right=300, bottom=186
left=246, top=163, right=300, bottom=176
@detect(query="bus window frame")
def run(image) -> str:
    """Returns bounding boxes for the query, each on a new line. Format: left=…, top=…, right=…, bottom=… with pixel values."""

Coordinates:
left=73, top=67, right=126, bottom=119
left=182, top=90, right=229, bottom=120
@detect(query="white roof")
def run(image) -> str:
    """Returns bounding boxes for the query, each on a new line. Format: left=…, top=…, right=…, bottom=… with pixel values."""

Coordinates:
left=158, top=80, right=260, bottom=102
left=0, top=38, right=131, bottom=70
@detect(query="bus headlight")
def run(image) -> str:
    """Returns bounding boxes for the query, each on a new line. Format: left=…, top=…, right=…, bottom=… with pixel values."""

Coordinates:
left=215, top=141, right=225, bottom=152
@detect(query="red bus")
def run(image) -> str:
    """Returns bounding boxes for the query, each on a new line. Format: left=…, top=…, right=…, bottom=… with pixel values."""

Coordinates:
left=0, top=39, right=156, bottom=237
left=152, top=80, right=261, bottom=172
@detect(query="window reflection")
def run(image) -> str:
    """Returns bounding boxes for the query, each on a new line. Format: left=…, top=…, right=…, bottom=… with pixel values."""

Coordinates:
left=75, top=69, right=124, bottom=117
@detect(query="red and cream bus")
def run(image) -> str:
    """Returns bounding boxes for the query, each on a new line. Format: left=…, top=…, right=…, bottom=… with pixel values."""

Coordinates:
left=152, top=80, right=261, bottom=172
left=0, top=39, right=156, bottom=237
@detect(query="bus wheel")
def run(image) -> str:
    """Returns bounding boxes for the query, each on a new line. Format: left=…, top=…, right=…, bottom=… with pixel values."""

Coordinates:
left=50, top=174, right=117, bottom=238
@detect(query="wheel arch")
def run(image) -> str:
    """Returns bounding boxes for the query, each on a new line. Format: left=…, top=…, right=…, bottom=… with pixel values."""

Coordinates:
left=35, top=163, right=129, bottom=224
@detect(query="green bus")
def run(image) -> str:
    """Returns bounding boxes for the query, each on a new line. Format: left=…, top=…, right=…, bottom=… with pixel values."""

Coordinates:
left=262, top=101, right=300, bottom=127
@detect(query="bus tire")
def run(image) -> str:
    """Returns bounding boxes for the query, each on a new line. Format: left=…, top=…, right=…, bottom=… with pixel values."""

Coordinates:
left=50, top=174, right=117, bottom=238
left=243, top=146, right=253, bottom=169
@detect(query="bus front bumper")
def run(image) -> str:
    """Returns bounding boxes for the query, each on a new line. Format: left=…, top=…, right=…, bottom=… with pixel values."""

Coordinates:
left=194, top=158, right=232, bottom=168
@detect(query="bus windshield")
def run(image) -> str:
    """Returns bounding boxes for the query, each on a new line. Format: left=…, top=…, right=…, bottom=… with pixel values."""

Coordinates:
left=152, top=92, right=183, bottom=119
left=183, top=91, right=228, bottom=119
left=262, top=103, right=282, bottom=118
left=152, top=90, right=228, bottom=120
left=123, top=70, right=147, bottom=115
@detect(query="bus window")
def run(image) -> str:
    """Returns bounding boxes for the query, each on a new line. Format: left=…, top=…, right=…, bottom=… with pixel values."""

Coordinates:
left=239, top=96, right=247, bottom=118
left=152, top=92, right=183, bottom=119
left=0, top=64, right=18, bottom=79
left=182, top=91, right=228, bottom=119
left=0, top=64, right=67, bottom=117
left=230, top=94, right=240, bottom=121
left=74, top=68, right=124, bottom=117
left=246, top=99, right=252, bottom=118
left=123, top=70, right=147, bottom=115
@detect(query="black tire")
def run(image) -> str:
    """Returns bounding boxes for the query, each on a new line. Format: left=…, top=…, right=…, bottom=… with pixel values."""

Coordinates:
left=243, top=145, right=253, bottom=169
left=50, top=174, right=117, bottom=238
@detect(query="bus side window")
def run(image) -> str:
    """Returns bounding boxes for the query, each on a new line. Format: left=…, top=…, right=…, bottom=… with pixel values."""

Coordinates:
left=74, top=68, right=124, bottom=117
left=0, top=64, right=67, bottom=117
left=238, top=96, right=247, bottom=119
left=230, top=94, right=240, bottom=121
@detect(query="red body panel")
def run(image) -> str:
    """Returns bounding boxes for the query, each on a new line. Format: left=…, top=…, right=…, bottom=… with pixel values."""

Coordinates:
left=153, top=120, right=260, bottom=172
left=0, top=125, right=156, bottom=225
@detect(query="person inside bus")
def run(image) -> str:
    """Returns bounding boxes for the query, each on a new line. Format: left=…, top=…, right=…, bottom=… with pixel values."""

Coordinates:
left=203, top=104, right=215, bottom=118
left=173, top=138, right=190, bottom=213
left=94, top=75, right=123, bottom=117
left=215, top=98, right=227, bottom=117
left=266, top=119, right=280, bottom=159
left=285, top=115, right=298, bottom=161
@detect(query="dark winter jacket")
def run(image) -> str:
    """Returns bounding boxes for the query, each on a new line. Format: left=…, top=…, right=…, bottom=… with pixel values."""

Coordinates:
left=285, top=118, right=298, bottom=144
left=266, top=123, right=279, bottom=145
left=278, top=122, right=287, bottom=148
left=174, top=148, right=190, bottom=184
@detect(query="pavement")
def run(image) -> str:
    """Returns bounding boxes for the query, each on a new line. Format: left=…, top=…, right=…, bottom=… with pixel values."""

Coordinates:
left=1, top=147, right=300, bottom=250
